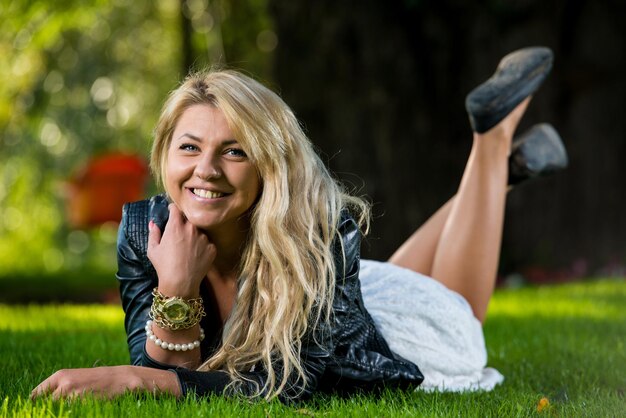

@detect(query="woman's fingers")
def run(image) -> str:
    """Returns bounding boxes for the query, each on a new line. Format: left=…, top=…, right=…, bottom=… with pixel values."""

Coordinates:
left=30, top=367, right=123, bottom=400
left=147, top=220, right=162, bottom=250
left=148, top=204, right=182, bottom=259
left=30, top=366, right=181, bottom=400
left=168, top=203, right=185, bottom=224
left=30, top=382, right=48, bottom=399
left=30, top=370, right=70, bottom=400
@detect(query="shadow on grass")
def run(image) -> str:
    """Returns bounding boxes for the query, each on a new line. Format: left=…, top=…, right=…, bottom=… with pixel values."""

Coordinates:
left=484, top=313, right=625, bottom=399
left=0, top=270, right=119, bottom=304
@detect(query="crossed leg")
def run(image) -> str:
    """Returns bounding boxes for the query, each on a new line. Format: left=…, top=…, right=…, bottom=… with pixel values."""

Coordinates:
left=389, top=98, right=530, bottom=323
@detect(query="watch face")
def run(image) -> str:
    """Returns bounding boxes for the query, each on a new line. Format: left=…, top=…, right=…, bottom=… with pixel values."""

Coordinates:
left=163, top=299, right=190, bottom=323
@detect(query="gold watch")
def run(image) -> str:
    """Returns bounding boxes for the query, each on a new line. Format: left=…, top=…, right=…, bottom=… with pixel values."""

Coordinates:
left=150, top=288, right=205, bottom=330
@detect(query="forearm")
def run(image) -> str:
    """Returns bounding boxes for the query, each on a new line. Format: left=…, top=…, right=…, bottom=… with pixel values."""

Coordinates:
left=144, top=209, right=211, bottom=368
left=133, top=366, right=183, bottom=396
left=145, top=321, right=203, bottom=369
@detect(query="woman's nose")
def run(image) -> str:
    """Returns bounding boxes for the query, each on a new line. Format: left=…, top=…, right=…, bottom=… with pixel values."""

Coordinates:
left=194, top=152, right=222, bottom=180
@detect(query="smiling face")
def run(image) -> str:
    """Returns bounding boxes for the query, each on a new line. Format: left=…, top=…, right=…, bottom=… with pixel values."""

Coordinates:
left=164, top=104, right=261, bottom=233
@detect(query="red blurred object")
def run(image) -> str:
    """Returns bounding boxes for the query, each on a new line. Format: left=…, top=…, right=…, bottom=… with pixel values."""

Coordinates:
left=66, top=153, right=148, bottom=228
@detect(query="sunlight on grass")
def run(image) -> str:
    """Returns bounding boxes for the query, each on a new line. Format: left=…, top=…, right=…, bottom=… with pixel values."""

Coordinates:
left=488, top=279, right=625, bottom=321
left=2, top=396, right=71, bottom=418
left=0, top=304, right=124, bottom=331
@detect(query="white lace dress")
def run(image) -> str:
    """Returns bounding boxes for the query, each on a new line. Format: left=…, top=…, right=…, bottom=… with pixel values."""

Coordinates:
left=359, top=259, right=504, bottom=392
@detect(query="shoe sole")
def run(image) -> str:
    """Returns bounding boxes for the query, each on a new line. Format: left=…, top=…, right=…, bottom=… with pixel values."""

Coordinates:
left=466, top=47, right=554, bottom=133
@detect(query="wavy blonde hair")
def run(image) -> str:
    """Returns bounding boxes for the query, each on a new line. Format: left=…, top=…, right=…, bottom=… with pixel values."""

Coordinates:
left=151, top=69, right=369, bottom=400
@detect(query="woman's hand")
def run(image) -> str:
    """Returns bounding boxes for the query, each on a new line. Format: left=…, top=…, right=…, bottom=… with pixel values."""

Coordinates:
left=147, top=203, right=216, bottom=297
left=30, top=366, right=181, bottom=400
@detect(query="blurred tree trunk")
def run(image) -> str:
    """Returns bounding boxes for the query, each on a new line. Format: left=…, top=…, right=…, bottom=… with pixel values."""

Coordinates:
left=269, top=0, right=625, bottom=278
left=180, top=0, right=194, bottom=75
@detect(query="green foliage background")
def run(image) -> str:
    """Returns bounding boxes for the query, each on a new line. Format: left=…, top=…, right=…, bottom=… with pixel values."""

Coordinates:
left=0, top=0, right=274, bottom=289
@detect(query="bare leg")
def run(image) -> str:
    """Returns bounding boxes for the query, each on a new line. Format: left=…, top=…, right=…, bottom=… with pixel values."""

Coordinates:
left=388, top=187, right=514, bottom=276
left=390, top=99, right=529, bottom=322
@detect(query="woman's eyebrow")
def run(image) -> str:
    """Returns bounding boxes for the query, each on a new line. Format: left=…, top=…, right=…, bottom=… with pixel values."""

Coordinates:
left=176, top=133, right=239, bottom=146
left=176, top=133, right=203, bottom=142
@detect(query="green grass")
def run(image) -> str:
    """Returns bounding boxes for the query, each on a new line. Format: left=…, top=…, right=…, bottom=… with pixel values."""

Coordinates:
left=1, top=279, right=625, bottom=417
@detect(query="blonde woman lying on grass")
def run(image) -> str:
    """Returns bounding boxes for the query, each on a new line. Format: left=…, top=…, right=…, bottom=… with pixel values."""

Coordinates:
left=33, top=47, right=567, bottom=401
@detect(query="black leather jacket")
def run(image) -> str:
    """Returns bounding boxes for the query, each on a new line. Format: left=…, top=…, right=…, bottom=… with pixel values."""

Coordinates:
left=117, top=195, right=423, bottom=401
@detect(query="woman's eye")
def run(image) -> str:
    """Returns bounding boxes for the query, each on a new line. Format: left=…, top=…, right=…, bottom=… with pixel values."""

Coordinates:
left=179, top=143, right=199, bottom=152
left=226, top=148, right=247, bottom=158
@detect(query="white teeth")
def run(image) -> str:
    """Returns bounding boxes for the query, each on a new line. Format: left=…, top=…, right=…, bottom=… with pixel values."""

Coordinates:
left=193, top=189, right=225, bottom=199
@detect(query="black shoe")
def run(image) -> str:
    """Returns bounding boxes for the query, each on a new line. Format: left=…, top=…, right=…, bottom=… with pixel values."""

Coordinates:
left=466, top=47, right=554, bottom=133
left=508, top=123, right=568, bottom=186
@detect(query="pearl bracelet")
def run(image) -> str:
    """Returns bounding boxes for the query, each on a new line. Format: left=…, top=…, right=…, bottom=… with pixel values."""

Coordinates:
left=145, top=320, right=205, bottom=352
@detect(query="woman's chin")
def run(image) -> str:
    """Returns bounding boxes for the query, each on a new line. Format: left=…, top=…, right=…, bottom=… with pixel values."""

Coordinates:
left=185, top=215, right=218, bottom=231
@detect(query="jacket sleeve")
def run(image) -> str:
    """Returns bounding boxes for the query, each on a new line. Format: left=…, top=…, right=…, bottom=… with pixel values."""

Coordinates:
left=116, top=202, right=158, bottom=366
left=172, top=338, right=331, bottom=402
left=170, top=324, right=334, bottom=402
